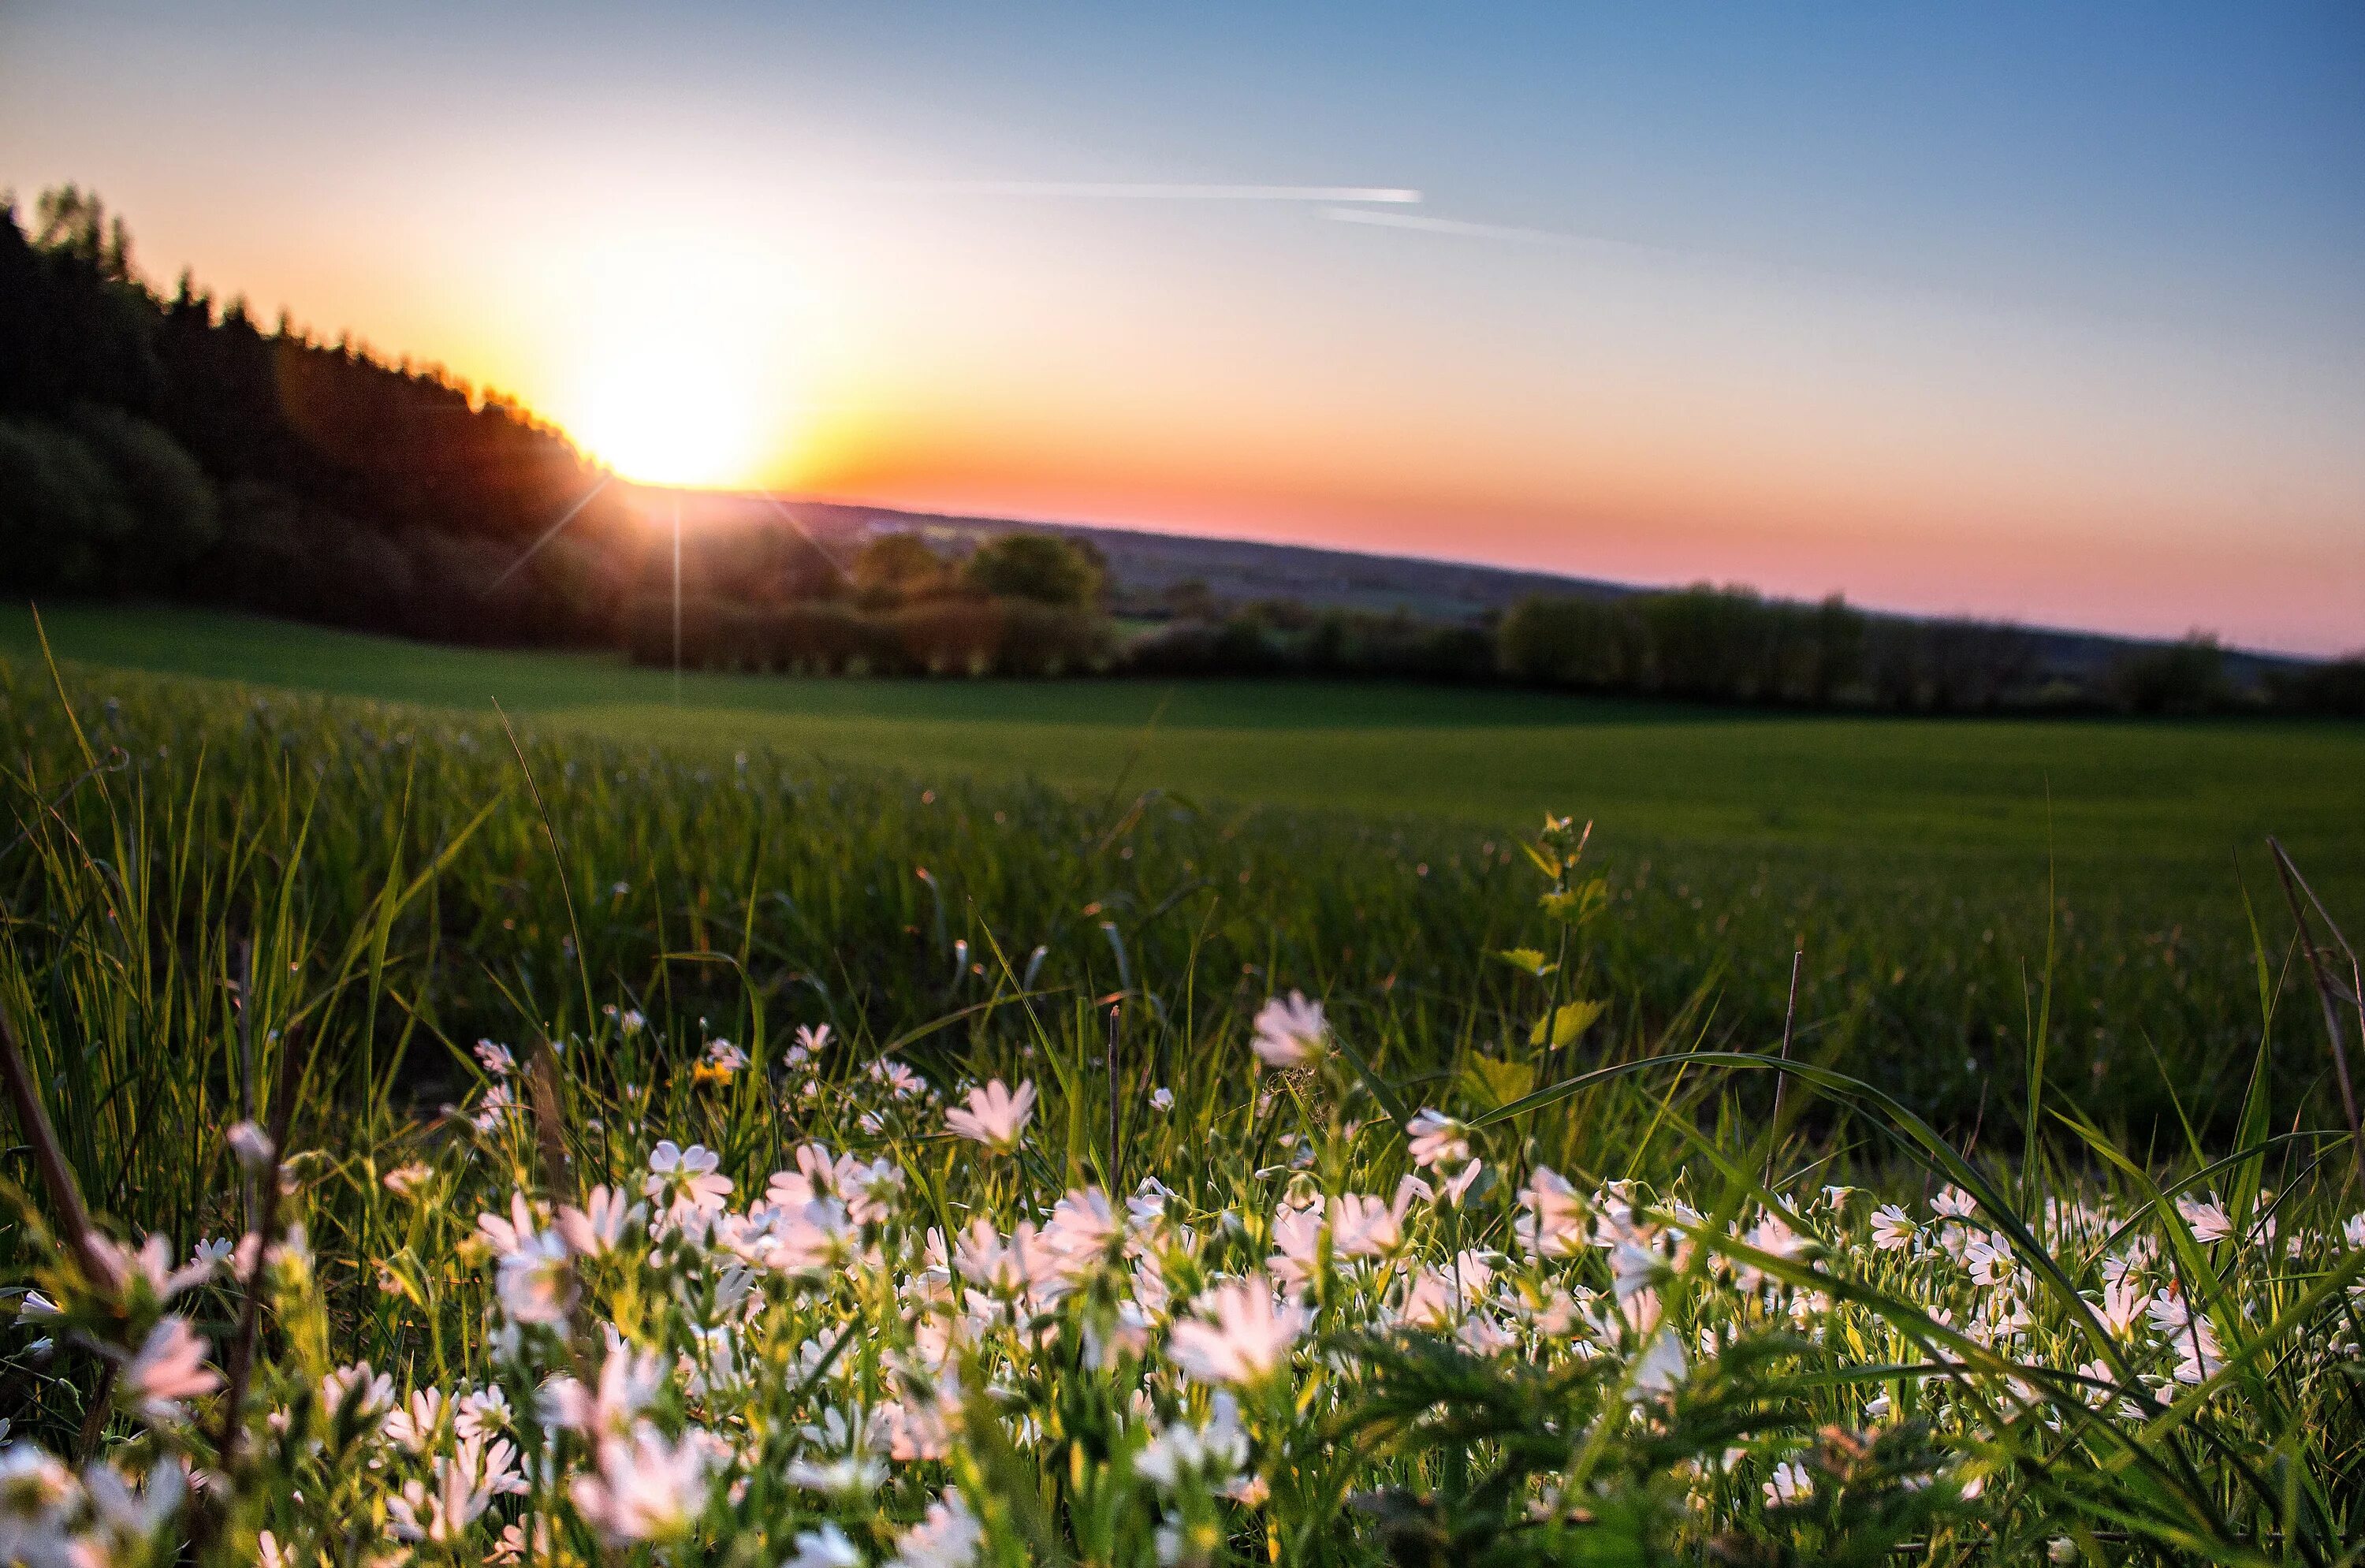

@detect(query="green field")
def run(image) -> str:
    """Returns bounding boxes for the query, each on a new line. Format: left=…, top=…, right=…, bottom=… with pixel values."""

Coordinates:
left=6, top=602, right=2365, bottom=1562
left=6, top=602, right=2359, bottom=889
left=6, top=605, right=2365, bottom=1562
left=6, top=598, right=2363, bottom=1139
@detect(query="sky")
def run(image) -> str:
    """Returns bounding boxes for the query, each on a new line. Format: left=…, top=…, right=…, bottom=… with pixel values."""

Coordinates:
left=5, top=2, right=2361, bottom=654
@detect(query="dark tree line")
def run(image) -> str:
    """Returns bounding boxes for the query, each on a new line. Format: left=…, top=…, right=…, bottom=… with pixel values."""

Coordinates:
left=0, top=187, right=638, bottom=643
left=627, top=526, right=1115, bottom=676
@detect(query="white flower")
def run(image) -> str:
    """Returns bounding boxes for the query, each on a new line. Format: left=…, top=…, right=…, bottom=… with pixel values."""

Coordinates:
left=475, top=1192, right=546, bottom=1255
left=1629, top=1327, right=1687, bottom=1399
left=322, top=1362, right=396, bottom=1428
left=888, top=1488, right=981, bottom=1568
left=944, top=1080, right=1035, bottom=1153
left=838, top=1156, right=905, bottom=1225
left=643, top=1142, right=732, bottom=1216
left=83, top=1457, right=186, bottom=1551
left=497, top=1231, right=576, bottom=1325
left=1266, top=1202, right=1324, bottom=1288
left=470, top=1081, right=518, bottom=1134
left=1250, top=992, right=1328, bottom=1068
left=1515, top=1166, right=1591, bottom=1258
left=786, top=1454, right=888, bottom=1498
left=473, top=1039, right=516, bottom=1078
left=539, top=1344, right=665, bottom=1437
left=1963, top=1231, right=2018, bottom=1288
left=870, top=1060, right=929, bottom=1100
left=0, top=1442, right=79, bottom=1562
left=618, top=1009, right=646, bottom=1035
left=1931, top=1186, right=1978, bottom=1221
left=226, top=1120, right=275, bottom=1171
left=2177, top=1194, right=2233, bottom=1245
left=119, top=1315, right=221, bottom=1421
left=1405, top=1109, right=1471, bottom=1170
left=383, top=1388, right=445, bottom=1453
left=785, top=1521, right=864, bottom=1568
left=1868, top=1204, right=1917, bottom=1253
left=1149, top=1086, right=1175, bottom=1112
left=769, top=1198, right=862, bottom=1277
left=2095, top=1278, right=2150, bottom=1338
left=382, top=1162, right=430, bottom=1197
left=88, top=1234, right=214, bottom=1302
left=1169, top=1276, right=1308, bottom=1386
left=2145, top=1291, right=2225, bottom=1383
left=1042, top=1188, right=1121, bottom=1274
left=456, top=1386, right=512, bottom=1442
left=1330, top=1186, right=1417, bottom=1260
left=570, top=1423, right=711, bottom=1545
left=389, top=1436, right=523, bottom=1544
left=1763, top=1460, right=1814, bottom=1506
left=556, top=1186, right=646, bottom=1258
left=1137, top=1393, right=1251, bottom=1490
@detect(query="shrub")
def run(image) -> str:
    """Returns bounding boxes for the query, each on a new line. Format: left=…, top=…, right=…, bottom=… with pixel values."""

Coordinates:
left=891, top=595, right=1005, bottom=676
left=2109, top=634, right=2227, bottom=714
left=961, top=531, right=1104, bottom=607
left=2266, top=654, right=2365, bottom=717
left=995, top=598, right=1113, bottom=676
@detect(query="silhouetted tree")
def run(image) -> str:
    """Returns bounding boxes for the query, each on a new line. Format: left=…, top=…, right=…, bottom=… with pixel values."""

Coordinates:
left=961, top=532, right=1104, bottom=607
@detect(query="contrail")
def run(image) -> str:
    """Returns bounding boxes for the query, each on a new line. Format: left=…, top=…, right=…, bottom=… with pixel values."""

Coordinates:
left=487, top=475, right=613, bottom=591
left=1317, top=205, right=1677, bottom=258
left=870, top=181, right=1421, bottom=204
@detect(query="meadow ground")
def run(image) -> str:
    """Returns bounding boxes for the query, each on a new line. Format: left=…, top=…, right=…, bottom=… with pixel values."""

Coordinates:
left=6, top=602, right=2359, bottom=883
left=5, top=598, right=2363, bottom=1141
left=3, top=603, right=2364, bottom=1562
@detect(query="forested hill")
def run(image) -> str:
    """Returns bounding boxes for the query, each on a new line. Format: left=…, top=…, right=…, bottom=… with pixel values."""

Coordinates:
left=0, top=186, right=640, bottom=643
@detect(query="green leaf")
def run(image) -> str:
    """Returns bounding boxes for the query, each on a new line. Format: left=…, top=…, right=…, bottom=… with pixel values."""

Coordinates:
left=1528, top=998, right=1607, bottom=1049
left=1495, top=946, right=1555, bottom=978
left=1539, top=876, right=1609, bottom=926
left=1458, top=1056, right=1537, bottom=1111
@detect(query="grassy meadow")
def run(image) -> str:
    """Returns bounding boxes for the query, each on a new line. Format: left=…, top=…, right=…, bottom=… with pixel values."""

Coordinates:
left=6, top=602, right=2360, bottom=865
left=1, top=602, right=2362, bottom=1564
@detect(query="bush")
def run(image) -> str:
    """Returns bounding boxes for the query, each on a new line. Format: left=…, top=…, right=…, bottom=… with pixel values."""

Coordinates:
left=768, top=600, right=903, bottom=675
left=2266, top=654, right=2365, bottom=717
left=1127, top=614, right=1290, bottom=676
left=2109, top=634, right=2227, bottom=714
left=996, top=599, right=1113, bottom=676
left=891, top=596, right=1005, bottom=676
left=1497, top=594, right=1642, bottom=688
left=960, top=531, right=1104, bottom=607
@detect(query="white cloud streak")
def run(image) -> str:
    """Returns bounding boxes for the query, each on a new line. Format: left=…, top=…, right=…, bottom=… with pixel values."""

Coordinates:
left=871, top=181, right=1421, bottom=203
left=1317, top=206, right=1675, bottom=257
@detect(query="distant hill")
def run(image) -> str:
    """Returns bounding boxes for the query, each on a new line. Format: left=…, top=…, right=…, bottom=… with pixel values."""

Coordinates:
left=683, top=490, right=2311, bottom=686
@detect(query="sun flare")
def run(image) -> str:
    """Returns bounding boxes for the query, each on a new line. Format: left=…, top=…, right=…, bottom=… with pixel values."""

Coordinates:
left=540, top=240, right=803, bottom=489
left=561, top=329, right=769, bottom=488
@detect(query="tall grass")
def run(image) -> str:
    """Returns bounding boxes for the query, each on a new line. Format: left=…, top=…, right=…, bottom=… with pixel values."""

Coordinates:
left=0, top=653, right=2350, bottom=1143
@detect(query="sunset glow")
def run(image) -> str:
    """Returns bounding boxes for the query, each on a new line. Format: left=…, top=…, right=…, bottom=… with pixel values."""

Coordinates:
left=527, top=237, right=805, bottom=487
left=555, top=330, right=770, bottom=489
left=4, top=3, right=2359, bottom=653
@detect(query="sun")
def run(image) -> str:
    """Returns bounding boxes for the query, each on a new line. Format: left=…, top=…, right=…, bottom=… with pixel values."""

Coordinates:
left=540, top=239, right=802, bottom=489
left=561, top=326, right=769, bottom=487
